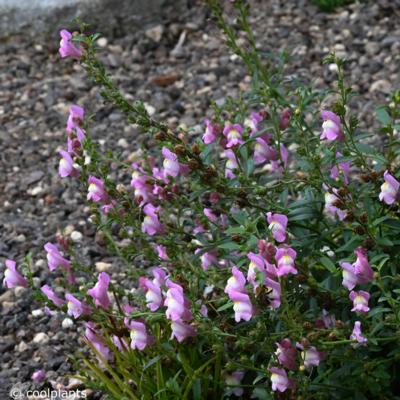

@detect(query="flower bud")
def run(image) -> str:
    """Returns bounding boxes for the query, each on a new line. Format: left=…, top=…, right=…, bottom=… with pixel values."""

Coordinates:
left=155, top=131, right=166, bottom=141
left=174, top=144, right=186, bottom=155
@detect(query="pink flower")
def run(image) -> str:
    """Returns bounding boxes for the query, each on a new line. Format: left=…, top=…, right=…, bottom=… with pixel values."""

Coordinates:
left=204, top=208, right=218, bottom=223
left=300, top=345, right=325, bottom=369
left=224, top=266, right=247, bottom=294
left=269, top=367, right=292, bottom=392
left=224, top=149, right=238, bottom=179
left=170, top=320, right=197, bottom=342
left=379, top=170, right=399, bottom=205
left=139, top=276, right=163, bottom=312
left=32, top=370, right=46, bottom=383
left=41, top=285, right=65, bottom=307
left=156, top=245, right=169, bottom=260
left=66, top=104, right=85, bottom=141
left=196, top=249, right=218, bottom=270
left=225, top=371, right=244, bottom=397
left=279, top=108, right=292, bottom=130
left=223, top=123, right=244, bottom=148
left=65, top=293, right=91, bottom=319
left=141, top=203, right=164, bottom=235
left=131, top=172, right=154, bottom=205
left=164, top=280, right=193, bottom=321
left=265, top=277, right=281, bottom=309
left=340, top=262, right=359, bottom=290
left=59, top=29, right=82, bottom=59
left=124, top=318, right=153, bottom=350
left=162, top=147, right=181, bottom=178
left=276, top=339, right=297, bottom=370
left=253, top=138, right=277, bottom=165
left=229, top=290, right=253, bottom=322
left=267, top=212, right=288, bottom=243
left=353, top=247, right=374, bottom=284
left=112, top=335, right=129, bottom=352
left=320, top=110, right=344, bottom=142
left=247, top=252, right=265, bottom=292
left=350, top=321, right=367, bottom=344
left=58, top=150, right=79, bottom=178
left=247, top=111, right=263, bottom=136
left=202, top=119, right=218, bottom=144
left=3, top=259, right=28, bottom=288
left=330, top=152, right=350, bottom=185
left=87, top=272, right=111, bottom=309
left=43, top=242, right=73, bottom=279
left=87, top=176, right=109, bottom=203
left=324, top=186, right=346, bottom=221
left=349, top=290, right=370, bottom=313
left=280, top=143, right=289, bottom=169
left=275, top=247, right=298, bottom=276
left=85, top=322, right=111, bottom=361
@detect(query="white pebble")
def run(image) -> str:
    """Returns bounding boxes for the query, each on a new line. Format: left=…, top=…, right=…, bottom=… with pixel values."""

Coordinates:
left=70, top=231, right=83, bottom=242
left=62, top=318, right=74, bottom=329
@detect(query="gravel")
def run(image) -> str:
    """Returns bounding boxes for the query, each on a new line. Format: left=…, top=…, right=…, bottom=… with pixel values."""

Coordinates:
left=1, top=0, right=399, bottom=397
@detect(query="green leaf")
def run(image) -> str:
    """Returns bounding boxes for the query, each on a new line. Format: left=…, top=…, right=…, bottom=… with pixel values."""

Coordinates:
left=376, top=107, right=391, bottom=125
left=320, top=256, right=336, bottom=273
left=218, top=241, right=241, bottom=250
left=217, top=301, right=234, bottom=312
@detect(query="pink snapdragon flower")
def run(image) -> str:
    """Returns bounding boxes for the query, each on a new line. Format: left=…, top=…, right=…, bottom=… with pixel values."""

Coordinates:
left=349, top=290, right=370, bottom=313
left=279, top=108, right=292, bottom=130
left=87, top=176, right=109, bottom=203
left=275, top=247, right=298, bottom=276
left=87, top=272, right=111, bottom=309
left=320, top=110, right=344, bottom=142
left=131, top=172, right=154, bottom=205
left=202, top=119, right=218, bottom=144
left=224, top=149, right=238, bottom=179
left=85, top=322, right=111, bottom=361
left=265, top=277, right=281, bottom=309
left=379, top=170, right=399, bottom=205
left=32, top=370, right=46, bottom=383
left=162, top=147, right=180, bottom=178
left=59, top=29, right=82, bottom=59
left=3, top=259, right=28, bottom=288
left=44, top=242, right=71, bottom=272
left=141, top=203, right=164, bottom=235
left=65, top=293, right=91, bottom=319
left=156, top=245, right=169, bottom=260
left=340, top=262, right=359, bottom=290
left=276, top=339, right=297, bottom=370
left=247, top=252, right=265, bottom=292
left=267, top=212, right=288, bottom=243
left=204, top=208, right=218, bottom=223
left=253, top=138, right=277, bottom=165
left=223, top=123, right=244, bottom=148
left=170, top=320, right=197, bottom=342
left=164, top=280, right=193, bottom=322
left=66, top=105, right=85, bottom=141
left=247, top=111, right=263, bottom=136
left=324, top=186, right=346, bottom=221
left=330, top=152, right=350, bottom=185
left=139, top=276, right=163, bottom=312
left=41, top=285, right=65, bottom=307
left=112, top=335, right=129, bottom=352
left=124, top=318, right=153, bottom=350
left=58, top=150, right=79, bottom=178
left=350, top=321, right=367, bottom=344
left=269, top=367, right=292, bottom=392
left=196, top=249, right=218, bottom=270
left=225, top=371, right=245, bottom=397
left=298, top=345, right=325, bottom=369
left=224, top=266, right=247, bottom=294
left=353, top=247, right=374, bottom=284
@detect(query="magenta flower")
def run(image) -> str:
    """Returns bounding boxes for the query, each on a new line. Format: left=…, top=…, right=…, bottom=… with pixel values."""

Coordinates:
left=202, top=119, right=218, bottom=144
left=324, top=187, right=346, bottom=221
left=66, top=104, right=85, bottom=141
left=124, top=318, right=153, bottom=350
left=229, top=290, right=253, bottom=322
left=379, top=170, right=399, bottom=205
left=3, top=259, right=28, bottom=288
left=204, top=208, right=218, bottom=223
left=58, top=150, right=79, bottom=178
left=253, top=138, right=277, bottom=165
left=196, top=249, right=218, bottom=270
left=162, top=147, right=180, bottom=178
left=330, top=152, right=350, bottom=185
left=224, top=266, right=247, bottom=294
left=65, top=293, right=91, bottom=319
left=41, top=285, right=65, bottom=307
left=156, top=245, right=169, bottom=260
left=247, top=111, right=263, bottom=136
left=170, top=320, right=197, bottom=342
left=59, top=29, right=82, bottom=59
left=269, top=367, right=292, bottom=392
left=112, top=335, right=129, bottom=352
left=279, top=108, right=292, bottom=130
left=247, top=252, right=265, bottom=292
left=224, top=149, right=239, bottom=179
left=349, top=290, right=370, bottom=313
left=223, top=123, right=244, bottom=148
left=131, top=172, right=154, bottom=205
left=267, top=212, right=288, bottom=243
left=32, top=370, right=46, bottom=383
left=280, top=143, right=289, bottom=169
left=87, top=176, right=109, bottom=203
left=301, top=346, right=325, bottom=369
left=225, top=371, right=245, bottom=397
left=87, top=272, right=111, bottom=309
left=265, top=277, right=281, bottom=308
left=350, top=321, right=367, bottom=344
left=275, top=247, right=298, bottom=276
left=320, top=110, right=344, bottom=142
left=139, top=276, right=163, bottom=312
left=353, top=247, right=374, bottom=284
left=340, top=262, right=359, bottom=291
left=85, top=322, right=111, bottom=361
left=44, top=242, right=71, bottom=272
left=276, top=339, right=297, bottom=370
left=164, top=280, right=193, bottom=322
left=141, top=203, right=164, bottom=235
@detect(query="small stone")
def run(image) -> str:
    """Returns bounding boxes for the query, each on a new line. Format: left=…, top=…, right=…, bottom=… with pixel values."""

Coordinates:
left=32, top=309, right=44, bottom=317
left=117, top=138, right=129, bottom=148
left=97, top=37, right=108, bottom=47
left=70, top=231, right=83, bottom=242
left=17, top=341, right=29, bottom=352
left=62, top=318, right=74, bottom=329
left=33, top=332, right=50, bottom=344
left=95, top=262, right=112, bottom=272
left=0, top=290, right=14, bottom=303
left=370, top=79, right=392, bottom=93
left=145, top=24, right=164, bottom=42
left=28, top=185, right=43, bottom=196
